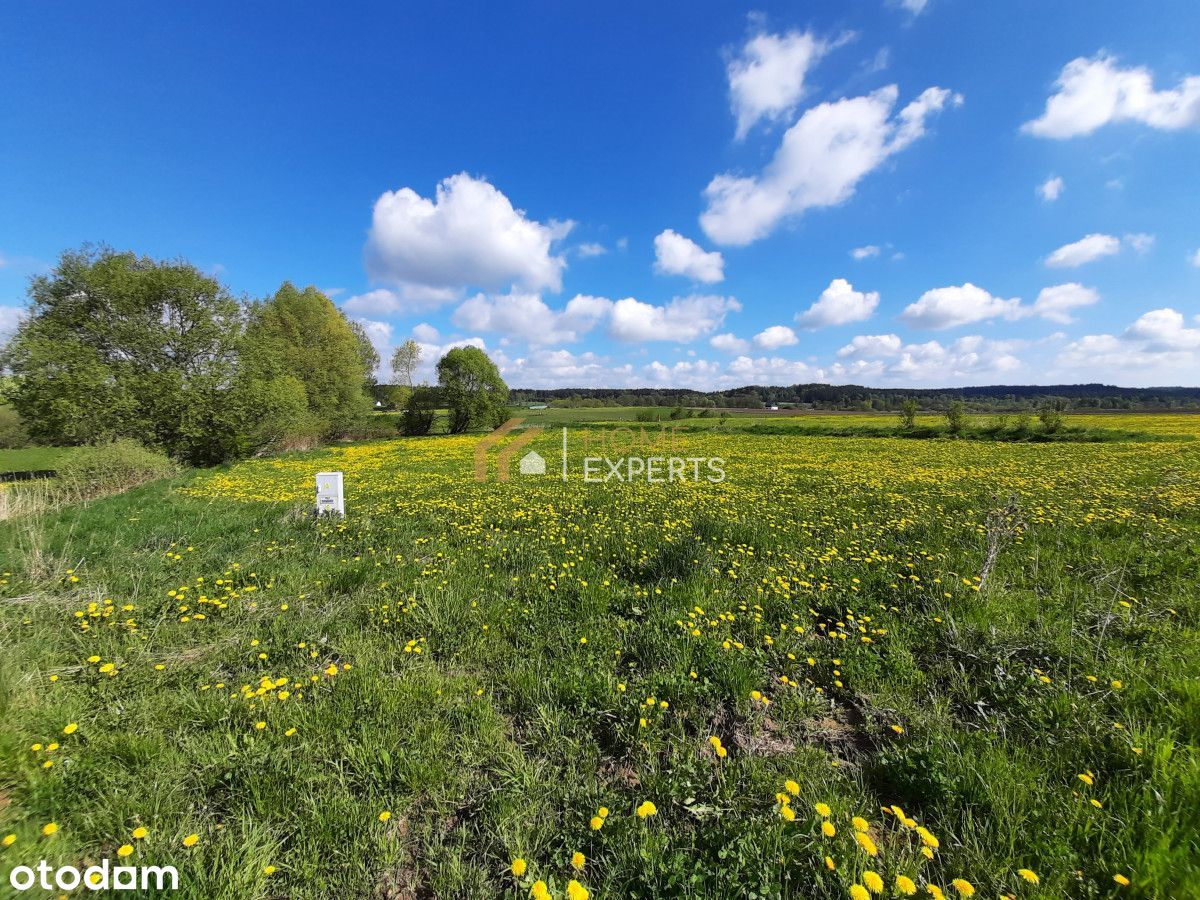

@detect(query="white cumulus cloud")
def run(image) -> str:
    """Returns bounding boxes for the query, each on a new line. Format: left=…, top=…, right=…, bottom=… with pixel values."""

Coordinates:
left=1053, top=308, right=1200, bottom=384
left=1125, top=232, right=1155, bottom=255
left=608, top=295, right=741, bottom=343
left=365, top=172, right=570, bottom=297
left=851, top=245, right=881, bottom=260
left=701, top=85, right=960, bottom=245
left=452, top=292, right=612, bottom=346
left=653, top=229, right=725, bottom=283
left=833, top=334, right=1023, bottom=384
left=1038, top=176, right=1064, bottom=201
left=753, top=325, right=799, bottom=349
left=728, top=30, right=831, bottom=139
left=900, top=283, right=1023, bottom=329
left=837, top=333, right=904, bottom=358
left=1029, top=283, right=1100, bottom=324
left=1044, top=233, right=1121, bottom=268
left=710, top=332, right=750, bottom=354
left=1024, top=54, right=1200, bottom=139
left=411, top=322, right=440, bottom=343
left=1123, top=307, right=1200, bottom=351
left=796, top=278, right=880, bottom=328
left=0, top=304, right=25, bottom=340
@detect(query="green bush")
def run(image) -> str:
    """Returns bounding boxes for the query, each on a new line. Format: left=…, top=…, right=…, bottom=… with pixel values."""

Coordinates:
left=56, top=439, right=178, bottom=492
left=400, top=386, right=439, bottom=436
left=0, top=405, right=30, bottom=449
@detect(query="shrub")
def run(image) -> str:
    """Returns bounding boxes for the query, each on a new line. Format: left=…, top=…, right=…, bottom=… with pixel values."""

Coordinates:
left=945, top=400, right=967, bottom=435
left=400, top=386, right=439, bottom=436
left=56, top=440, right=178, bottom=494
left=899, top=399, right=919, bottom=430
left=635, top=409, right=667, bottom=423
left=1039, top=401, right=1065, bottom=434
left=0, top=405, right=30, bottom=449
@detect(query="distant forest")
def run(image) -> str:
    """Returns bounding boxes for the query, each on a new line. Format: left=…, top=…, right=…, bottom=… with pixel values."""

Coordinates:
left=501, top=384, right=1200, bottom=411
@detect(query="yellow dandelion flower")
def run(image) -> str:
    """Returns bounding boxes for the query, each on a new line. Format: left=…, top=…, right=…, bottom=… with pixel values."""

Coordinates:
left=378, top=811, right=392, bottom=822
left=590, top=816, right=603, bottom=830
left=784, top=779, right=800, bottom=796
left=566, top=881, right=589, bottom=900
left=132, top=827, right=148, bottom=840
left=849, top=884, right=871, bottom=900
left=821, top=821, right=836, bottom=837
left=854, top=831, right=878, bottom=856
left=1017, top=869, right=1039, bottom=884
left=636, top=801, right=657, bottom=818
left=863, top=870, right=884, bottom=893
left=824, top=856, right=836, bottom=871
left=63, top=723, right=78, bottom=735
left=264, top=865, right=277, bottom=875
left=896, top=875, right=917, bottom=895
left=951, top=878, right=975, bottom=897
left=182, top=834, right=199, bottom=847
left=531, top=881, right=551, bottom=900
left=852, top=816, right=869, bottom=832
left=2, top=834, right=16, bottom=847
left=117, top=844, right=133, bottom=858
left=1077, top=773, right=1094, bottom=786
left=1113, top=874, right=1130, bottom=887
left=571, top=851, right=585, bottom=870
left=511, top=857, right=527, bottom=877
left=815, top=802, right=832, bottom=817
left=41, top=823, right=58, bottom=837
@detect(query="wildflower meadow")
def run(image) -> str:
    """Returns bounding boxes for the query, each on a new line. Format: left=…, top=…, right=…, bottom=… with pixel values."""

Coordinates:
left=1, top=418, right=1198, bottom=898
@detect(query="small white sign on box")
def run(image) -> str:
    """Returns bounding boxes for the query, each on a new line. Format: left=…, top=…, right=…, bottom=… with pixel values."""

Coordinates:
left=315, top=471, right=345, bottom=517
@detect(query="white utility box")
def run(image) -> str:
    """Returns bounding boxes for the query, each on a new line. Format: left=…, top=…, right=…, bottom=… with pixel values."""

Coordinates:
left=315, top=471, right=345, bottom=517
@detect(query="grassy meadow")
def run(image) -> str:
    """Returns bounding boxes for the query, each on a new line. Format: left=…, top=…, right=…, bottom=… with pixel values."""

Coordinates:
left=2, top=419, right=1199, bottom=898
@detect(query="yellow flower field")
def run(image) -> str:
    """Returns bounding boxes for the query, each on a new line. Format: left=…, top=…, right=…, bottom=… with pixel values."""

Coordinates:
left=3, top=424, right=1199, bottom=898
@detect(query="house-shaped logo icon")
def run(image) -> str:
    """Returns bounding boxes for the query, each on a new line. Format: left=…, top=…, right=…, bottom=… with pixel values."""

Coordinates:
left=519, top=450, right=546, bottom=476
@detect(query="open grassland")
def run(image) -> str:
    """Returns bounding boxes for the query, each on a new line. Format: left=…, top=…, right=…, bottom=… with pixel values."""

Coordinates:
left=0, top=448, right=72, bottom=476
left=2, top=427, right=1199, bottom=898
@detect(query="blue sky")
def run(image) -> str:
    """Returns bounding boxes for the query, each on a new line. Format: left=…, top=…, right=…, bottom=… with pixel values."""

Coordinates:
left=2, top=0, right=1199, bottom=388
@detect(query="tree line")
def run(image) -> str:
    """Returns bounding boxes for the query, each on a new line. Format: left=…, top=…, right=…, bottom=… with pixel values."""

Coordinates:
left=507, top=383, right=1200, bottom=412
left=0, top=247, right=509, bottom=463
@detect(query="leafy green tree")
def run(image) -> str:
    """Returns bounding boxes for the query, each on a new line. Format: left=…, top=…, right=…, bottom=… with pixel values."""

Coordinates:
left=391, top=339, right=421, bottom=389
left=242, top=284, right=373, bottom=439
left=945, top=400, right=967, bottom=435
left=1038, top=400, right=1065, bottom=434
left=399, top=385, right=440, bottom=436
left=436, top=347, right=508, bottom=433
left=349, top=321, right=380, bottom=393
left=1, top=247, right=249, bottom=462
left=899, top=398, right=919, bottom=429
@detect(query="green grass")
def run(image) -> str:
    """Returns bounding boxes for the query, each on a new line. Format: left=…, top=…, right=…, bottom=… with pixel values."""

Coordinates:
left=1, top=429, right=1198, bottom=898
left=0, top=447, right=72, bottom=475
